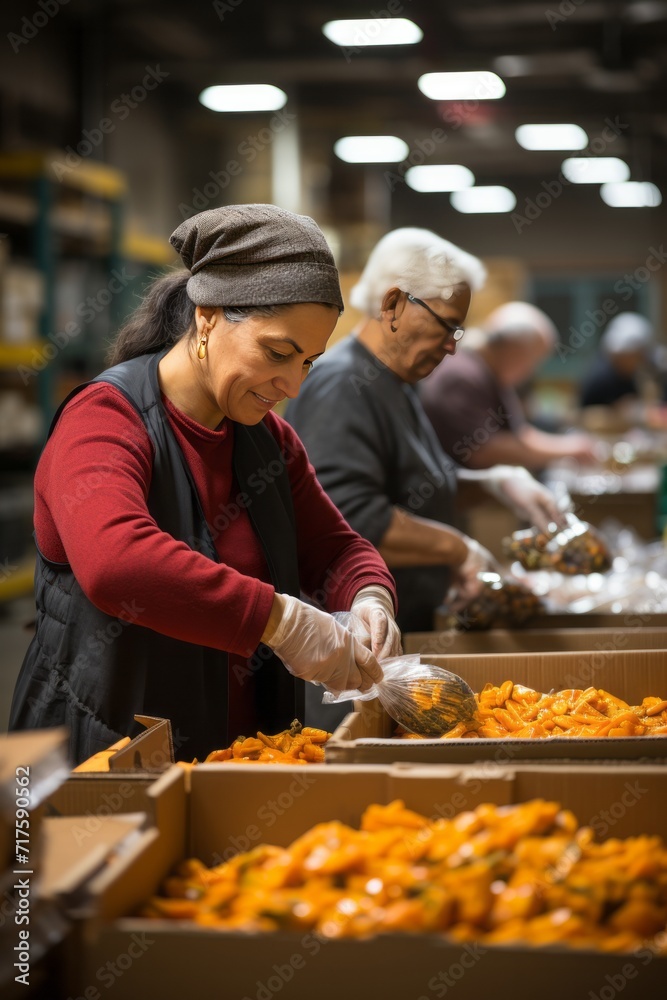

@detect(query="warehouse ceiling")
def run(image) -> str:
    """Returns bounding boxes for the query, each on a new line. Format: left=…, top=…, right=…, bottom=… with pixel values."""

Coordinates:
left=68, top=0, right=667, bottom=186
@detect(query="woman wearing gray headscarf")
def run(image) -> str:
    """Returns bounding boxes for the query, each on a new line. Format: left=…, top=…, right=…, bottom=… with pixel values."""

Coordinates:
left=9, top=205, right=400, bottom=764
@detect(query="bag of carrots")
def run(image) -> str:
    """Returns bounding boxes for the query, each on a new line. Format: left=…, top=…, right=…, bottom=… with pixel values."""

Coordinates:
left=323, top=653, right=476, bottom=737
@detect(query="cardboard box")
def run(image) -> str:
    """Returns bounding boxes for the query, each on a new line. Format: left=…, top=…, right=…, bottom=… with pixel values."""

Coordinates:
left=46, top=765, right=187, bottom=885
left=0, top=729, right=73, bottom=997
left=72, top=716, right=174, bottom=773
left=434, top=607, right=667, bottom=630
left=0, top=729, right=70, bottom=882
left=68, top=763, right=667, bottom=1000
left=403, top=626, right=667, bottom=656
left=1, top=813, right=152, bottom=1000
left=327, top=649, right=667, bottom=764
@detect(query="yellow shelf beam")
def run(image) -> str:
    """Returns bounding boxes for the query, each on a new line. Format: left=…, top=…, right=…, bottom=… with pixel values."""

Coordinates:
left=0, top=556, right=34, bottom=603
left=0, top=342, right=43, bottom=368
left=123, top=231, right=175, bottom=267
left=0, top=150, right=127, bottom=199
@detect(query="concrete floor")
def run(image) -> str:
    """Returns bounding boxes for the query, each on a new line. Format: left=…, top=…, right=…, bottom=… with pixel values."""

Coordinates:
left=0, top=596, right=34, bottom=731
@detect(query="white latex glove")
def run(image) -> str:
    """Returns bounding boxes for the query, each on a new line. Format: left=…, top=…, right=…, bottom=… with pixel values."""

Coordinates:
left=448, top=537, right=497, bottom=610
left=263, top=594, right=383, bottom=694
left=350, top=585, right=402, bottom=660
left=481, top=465, right=567, bottom=534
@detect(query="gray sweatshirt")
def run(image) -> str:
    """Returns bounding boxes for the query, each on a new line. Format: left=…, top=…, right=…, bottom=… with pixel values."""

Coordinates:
left=285, top=335, right=459, bottom=632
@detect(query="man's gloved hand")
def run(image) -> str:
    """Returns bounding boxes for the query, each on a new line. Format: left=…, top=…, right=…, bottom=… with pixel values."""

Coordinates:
left=350, top=585, right=402, bottom=660
left=482, top=465, right=567, bottom=534
left=448, top=537, right=497, bottom=609
left=262, top=594, right=383, bottom=693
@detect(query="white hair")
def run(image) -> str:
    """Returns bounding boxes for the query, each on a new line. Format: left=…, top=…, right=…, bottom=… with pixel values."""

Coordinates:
left=483, top=302, right=558, bottom=347
left=601, top=312, right=653, bottom=355
left=350, top=227, right=486, bottom=316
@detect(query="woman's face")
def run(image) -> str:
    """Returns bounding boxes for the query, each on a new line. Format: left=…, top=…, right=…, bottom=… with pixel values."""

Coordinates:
left=200, top=303, right=338, bottom=424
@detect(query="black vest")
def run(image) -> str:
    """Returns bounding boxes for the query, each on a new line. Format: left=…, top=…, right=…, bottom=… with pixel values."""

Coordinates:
left=9, top=351, right=304, bottom=765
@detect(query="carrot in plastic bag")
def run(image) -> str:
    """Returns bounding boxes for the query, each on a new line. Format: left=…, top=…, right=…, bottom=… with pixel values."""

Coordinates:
left=323, top=653, right=477, bottom=737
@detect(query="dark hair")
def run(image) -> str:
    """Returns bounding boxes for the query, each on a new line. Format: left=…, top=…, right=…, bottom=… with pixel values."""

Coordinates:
left=107, top=269, right=281, bottom=366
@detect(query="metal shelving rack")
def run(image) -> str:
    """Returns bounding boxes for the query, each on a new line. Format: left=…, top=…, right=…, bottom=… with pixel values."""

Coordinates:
left=0, top=150, right=174, bottom=602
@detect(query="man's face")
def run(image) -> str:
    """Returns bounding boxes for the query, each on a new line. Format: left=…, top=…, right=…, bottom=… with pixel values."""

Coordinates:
left=494, top=337, right=551, bottom=388
left=383, top=285, right=472, bottom=383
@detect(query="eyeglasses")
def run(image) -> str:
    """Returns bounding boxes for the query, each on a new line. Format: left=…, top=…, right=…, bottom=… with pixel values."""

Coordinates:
left=406, top=293, right=465, bottom=342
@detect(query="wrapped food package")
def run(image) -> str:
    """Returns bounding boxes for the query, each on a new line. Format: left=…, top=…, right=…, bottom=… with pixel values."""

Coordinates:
left=504, top=513, right=612, bottom=575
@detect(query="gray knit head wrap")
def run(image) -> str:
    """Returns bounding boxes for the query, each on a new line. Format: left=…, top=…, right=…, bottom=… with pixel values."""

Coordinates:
left=170, top=204, right=343, bottom=311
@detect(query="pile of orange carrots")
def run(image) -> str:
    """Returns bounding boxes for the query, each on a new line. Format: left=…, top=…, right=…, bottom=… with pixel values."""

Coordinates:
left=193, top=720, right=331, bottom=764
left=140, top=797, right=667, bottom=952
left=401, top=681, right=667, bottom=740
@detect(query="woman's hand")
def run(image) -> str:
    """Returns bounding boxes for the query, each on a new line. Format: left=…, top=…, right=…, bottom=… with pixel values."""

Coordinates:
left=350, top=585, right=402, bottom=660
left=262, top=594, right=383, bottom=693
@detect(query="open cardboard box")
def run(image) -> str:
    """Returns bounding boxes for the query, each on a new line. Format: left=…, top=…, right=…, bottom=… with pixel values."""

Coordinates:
left=0, top=729, right=70, bottom=891
left=327, top=649, right=667, bottom=764
left=2, top=811, right=153, bottom=1000
left=0, top=729, right=71, bottom=997
left=66, top=762, right=667, bottom=1000
left=434, top=607, right=667, bottom=630
left=72, top=715, right=175, bottom=774
left=46, top=765, right=187, bottom=888
left=403, top=626, right=667, bottom=656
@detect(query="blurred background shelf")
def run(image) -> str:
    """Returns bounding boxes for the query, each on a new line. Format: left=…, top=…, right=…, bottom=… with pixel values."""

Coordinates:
left=0, top=554, right=35, bottom=604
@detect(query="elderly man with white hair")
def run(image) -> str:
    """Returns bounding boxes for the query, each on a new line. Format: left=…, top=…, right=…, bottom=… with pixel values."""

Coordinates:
left=421, top=300, right=597, bottom=471
left=285, top=228, right=563, bottom=633
left=580, top=312, right=654, bottom=408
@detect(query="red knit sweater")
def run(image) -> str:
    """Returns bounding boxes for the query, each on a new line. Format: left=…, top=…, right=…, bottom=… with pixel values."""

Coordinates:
left=34, top=383, right=396, bottom=662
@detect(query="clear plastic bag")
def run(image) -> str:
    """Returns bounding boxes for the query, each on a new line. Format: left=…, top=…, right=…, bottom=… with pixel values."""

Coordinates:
left=504, top=512, right=612, bottom=575
left=442, top=571, right=545, bottom=631
left=323, top=654, right=477, bottom=737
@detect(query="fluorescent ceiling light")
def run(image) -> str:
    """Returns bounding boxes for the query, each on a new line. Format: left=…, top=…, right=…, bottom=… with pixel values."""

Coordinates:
left=199, top=84, right=287, bottom=112
left=406, top=164, right=475, bottom=192
left=516, top=123, right=588, bottom=150
left=334, top=135, right=409, bottom=163
left=322, top=18, right=423, bottom=46
left=450, top=186, right=516, bottom=213
left=600, top=181, right=662, bottom=207
left=562, top=157, right=630, bottom=184
left=418, top=71, right=505, bottom=101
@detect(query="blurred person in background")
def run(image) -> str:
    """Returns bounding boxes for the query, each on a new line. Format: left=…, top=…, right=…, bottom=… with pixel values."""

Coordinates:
left=421, top=301, right=597, bottom=471
left=286, top=229, right=563, bottom=633
left=580, top=312, right=654, bottom=408
left=8, top=205, right=401, bottom=764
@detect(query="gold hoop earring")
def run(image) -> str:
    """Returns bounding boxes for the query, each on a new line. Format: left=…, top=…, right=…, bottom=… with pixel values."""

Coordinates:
left=197, top=334, right=208, bottom=360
